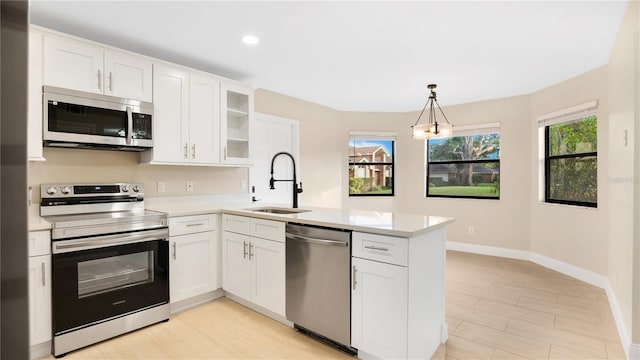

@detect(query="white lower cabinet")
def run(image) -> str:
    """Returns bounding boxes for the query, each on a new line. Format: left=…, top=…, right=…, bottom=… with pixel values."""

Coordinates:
left=28, top=231, right=51, bottom=347
left=351, top=230, right=447, bottom=359
left=351, top=257, right=408, bottom=359
left=221, top=214, right=285, bottom=316
left=169, top=214, right=218, bottom=303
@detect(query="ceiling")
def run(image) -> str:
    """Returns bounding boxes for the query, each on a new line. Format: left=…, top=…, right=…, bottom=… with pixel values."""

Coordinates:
left=29, top=1, right=627, bottom=112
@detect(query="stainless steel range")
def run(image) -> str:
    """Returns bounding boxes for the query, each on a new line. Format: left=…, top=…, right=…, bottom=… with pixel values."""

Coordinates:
left=41, top=183, right=170, bottom=357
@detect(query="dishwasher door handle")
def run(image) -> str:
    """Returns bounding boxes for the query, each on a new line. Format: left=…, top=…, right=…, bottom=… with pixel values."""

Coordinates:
left=286, top=233, right=348, bottom=247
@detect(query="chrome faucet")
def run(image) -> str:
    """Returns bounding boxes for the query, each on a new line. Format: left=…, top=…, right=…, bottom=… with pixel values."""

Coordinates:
left=269, top=151, right=303, bottom=208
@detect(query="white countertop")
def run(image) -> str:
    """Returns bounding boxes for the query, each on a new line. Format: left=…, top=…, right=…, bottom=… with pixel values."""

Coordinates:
left=30, top=195, right=455, bottom=237
left=144, top=196, right=454, bottom=238
left=224, top=206, right=454, bottom=238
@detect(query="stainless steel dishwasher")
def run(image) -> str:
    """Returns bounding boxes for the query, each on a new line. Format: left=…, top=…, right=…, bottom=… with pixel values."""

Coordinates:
left=286, top=223, right=355, bottom=354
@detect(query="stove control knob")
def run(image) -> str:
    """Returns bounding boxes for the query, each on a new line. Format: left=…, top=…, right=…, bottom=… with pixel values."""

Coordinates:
left=132, top=185, right=140, bottom=193
left=46, top=186, right=57, bottom=196
left=60, top=186, right=71, bottom=195
left=121, top=185, right=129, bottom=192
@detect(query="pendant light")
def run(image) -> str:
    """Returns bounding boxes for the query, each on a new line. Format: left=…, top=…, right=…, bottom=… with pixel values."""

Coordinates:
left=411, top=84, right=453, bottom=140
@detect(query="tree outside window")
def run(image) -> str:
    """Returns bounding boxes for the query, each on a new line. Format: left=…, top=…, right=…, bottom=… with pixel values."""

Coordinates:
left=545, top=115, right=597, bottom=207
left=348, top=139, right=394, bottom=196
left=427, top=133, right=500, bottom=199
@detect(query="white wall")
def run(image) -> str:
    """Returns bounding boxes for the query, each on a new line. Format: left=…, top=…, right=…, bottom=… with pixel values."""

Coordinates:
left=607, top=0, right=639, bottom=348
left=256, top=89, right=533, bottom=252
left=529, top=66, right=609, bottom=276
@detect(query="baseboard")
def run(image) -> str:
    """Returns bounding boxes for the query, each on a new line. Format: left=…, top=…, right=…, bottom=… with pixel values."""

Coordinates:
left=30, top=341, right=51, bottom=360
left=224, top=291, right=292, bottom=327
left=528, top=252, right=608, bottom=288
left=446, top=241, right=529, bottom=260
left=447, top=241, right=629, bottom=359
left=606, top=284, right=632, bottom=360
left=170, top=288, right=224, bottom=314
left=630, top=342, right=640, bottom=360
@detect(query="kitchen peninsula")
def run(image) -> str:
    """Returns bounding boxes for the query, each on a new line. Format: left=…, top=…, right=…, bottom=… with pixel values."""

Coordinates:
left=148, top=199, right=455, bottom=360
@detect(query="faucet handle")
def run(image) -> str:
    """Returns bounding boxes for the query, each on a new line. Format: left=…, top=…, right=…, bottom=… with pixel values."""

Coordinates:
left=297, top=182, right=303, bottom=193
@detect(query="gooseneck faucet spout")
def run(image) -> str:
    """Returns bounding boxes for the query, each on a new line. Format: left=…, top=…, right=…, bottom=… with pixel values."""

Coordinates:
left=269, top=151, right=303, bottom=208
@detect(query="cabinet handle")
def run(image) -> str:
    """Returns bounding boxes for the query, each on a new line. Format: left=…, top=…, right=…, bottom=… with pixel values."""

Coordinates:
left=108, top=72, right=113, bottom=91
left=364, top=245, right=389, bottom=252
left=243, top=241, right=248, bottom=259
left=192, top=144, right=196, bottom=160
left=184, top=143, right=188, bottom=160
left=41, top=262, right=46, bottom=287
left=28, top=186, right=32, bottom=207
left=249, top=243, right=254, bottom=260
left=186, top=223, right=204, bottom=227
left=223, top=146, right=227, bottom=160
left=352, top=265, right=357, bottom=290
left=172, top=242, right=177, bottom=260
left=97, top=69, right=101, bottom=90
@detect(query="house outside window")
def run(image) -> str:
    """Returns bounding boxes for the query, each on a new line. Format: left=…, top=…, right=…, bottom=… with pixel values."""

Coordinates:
left=348, top=133, right=395, bottom=196
left=426, top=124, right=500, bottom=199
left=539, top=101, right=598, bottom=207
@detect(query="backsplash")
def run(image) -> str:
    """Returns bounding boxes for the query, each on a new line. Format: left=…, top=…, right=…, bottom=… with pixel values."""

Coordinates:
left=28, top=148, right=249, bottom=204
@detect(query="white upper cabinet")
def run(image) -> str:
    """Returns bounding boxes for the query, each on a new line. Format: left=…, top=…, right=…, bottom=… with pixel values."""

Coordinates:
left=104, top=50, right=153, bottom=101
left=189, top=72, right=221, bottom=164
left=142, top=64, right=222, bottom=165
left=221, top=83, right=253, bottom=165
left=147, top=63, right=189, bottom=163
left=28, top=28, right=45, bottom=161
left=43, top=34, right=152, bottom=102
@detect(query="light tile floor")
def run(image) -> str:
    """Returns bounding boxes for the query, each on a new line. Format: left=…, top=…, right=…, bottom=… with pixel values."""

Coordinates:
left=41, top=251, right=626, bottom=359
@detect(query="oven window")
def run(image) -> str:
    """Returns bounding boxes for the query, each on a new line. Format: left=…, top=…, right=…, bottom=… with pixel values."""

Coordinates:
left=77, top=250, right=154, bottom=298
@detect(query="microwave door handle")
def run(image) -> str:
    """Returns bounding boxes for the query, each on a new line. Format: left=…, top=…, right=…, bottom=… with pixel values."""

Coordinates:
left=126, top=106, right=133, bottom=145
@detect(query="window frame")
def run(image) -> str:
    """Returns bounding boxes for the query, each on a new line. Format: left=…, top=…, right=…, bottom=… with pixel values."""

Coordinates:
left=348, top=134, right=395, bottom=197
left=543, top=118, right=597, bottom=208
left=426, top=128, right=501, bottom=200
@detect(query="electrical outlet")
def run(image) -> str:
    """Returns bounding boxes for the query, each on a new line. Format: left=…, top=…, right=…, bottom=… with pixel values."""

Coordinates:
left=241, top=180, right=247, bottom=190
left=157, top=182, right=166, bottom=193
left=468, top=226, right=475, bottom=235
left=186, top=181, right=194, bottom=192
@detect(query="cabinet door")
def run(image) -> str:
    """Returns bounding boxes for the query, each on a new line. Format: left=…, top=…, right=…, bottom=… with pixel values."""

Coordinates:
left=220, top=82, right=253, bottom=165
left=170, top=231, right=217, bottom=303
left=151, top=64, right=189, bottom=163
left=43, top=35, right=103, bottom=94
left=29, top=255, right=51, bottom=346
left=250, top=238, right=285, bottom=316
left=189, top=72, right=221, bottom=164
left=104, top=50, right=152, bottom=102
left=351, top=257, right=408, bottom=358
left=28, top=29, right=45, bottom=161
left=221, top=231, right=251, bottom=301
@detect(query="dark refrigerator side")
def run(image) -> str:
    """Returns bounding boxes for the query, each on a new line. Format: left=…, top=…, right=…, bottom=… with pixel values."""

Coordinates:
left=1, top=1, right=30, bottom=359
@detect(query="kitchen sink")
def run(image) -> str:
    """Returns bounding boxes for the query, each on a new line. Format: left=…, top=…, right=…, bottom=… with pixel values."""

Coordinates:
left=246, top=207, right=311, bottom=214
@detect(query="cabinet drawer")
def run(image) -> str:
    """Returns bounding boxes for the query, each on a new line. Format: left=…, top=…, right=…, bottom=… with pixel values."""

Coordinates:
left=222, top=214, right=251, bottom=235
left=29, top=230, right=50, bottom=257
left=170, top=214, right=217, bottom=236
left=250, top=218, right=285, bottom=243
left=352, top=232, right=408, bottom=266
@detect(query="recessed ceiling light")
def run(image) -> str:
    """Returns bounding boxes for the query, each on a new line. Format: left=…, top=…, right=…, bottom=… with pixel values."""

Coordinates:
left=242, top=35, right=259, bottom=45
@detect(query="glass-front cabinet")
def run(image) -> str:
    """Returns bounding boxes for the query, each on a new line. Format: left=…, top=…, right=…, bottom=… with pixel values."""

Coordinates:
left=221, top=83, right=253, bottom=165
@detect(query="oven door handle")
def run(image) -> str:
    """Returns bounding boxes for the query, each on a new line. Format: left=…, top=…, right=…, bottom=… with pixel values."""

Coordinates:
left=52, top=228, right=169, bottom=254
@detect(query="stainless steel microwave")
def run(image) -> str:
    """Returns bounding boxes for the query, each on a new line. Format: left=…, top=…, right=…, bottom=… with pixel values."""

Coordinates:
left=43, top=86, right=153, bottom=151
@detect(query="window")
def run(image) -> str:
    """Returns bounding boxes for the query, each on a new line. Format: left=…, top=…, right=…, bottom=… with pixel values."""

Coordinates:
left=426, top=125, right=500, bottom=199
left=544, top=115, right=597, bottom=207
left=537, top=101, right=598, bottom=208
left=348, top=133, right=394, bottom=196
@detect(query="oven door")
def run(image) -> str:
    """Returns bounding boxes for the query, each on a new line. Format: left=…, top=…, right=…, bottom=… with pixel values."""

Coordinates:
left=52, top=229, right=169, bottom=335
